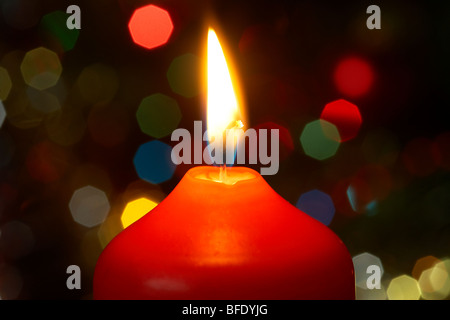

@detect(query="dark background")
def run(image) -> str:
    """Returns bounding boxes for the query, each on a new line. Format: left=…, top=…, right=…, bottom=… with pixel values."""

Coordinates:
left=0, top=0, right=449, bottom=299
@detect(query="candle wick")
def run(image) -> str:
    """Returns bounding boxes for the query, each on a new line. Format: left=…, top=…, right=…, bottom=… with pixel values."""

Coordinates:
left=219, top=164, right=227, bottom=182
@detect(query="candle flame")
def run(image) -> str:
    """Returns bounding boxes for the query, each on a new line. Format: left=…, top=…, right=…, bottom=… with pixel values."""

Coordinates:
left=207, top=28, right=243, bottom=139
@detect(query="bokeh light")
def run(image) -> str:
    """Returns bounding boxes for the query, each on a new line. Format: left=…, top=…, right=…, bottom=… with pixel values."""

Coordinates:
left=418, top=259, right=450, bottom=300
left=167, top=53, right=200, bottom=98
left=334, top=56, right=374, bottom=98
left=133, top=140, right=176, bottom=184
left=356, top=284, right=387, bottom=300
left=97, top=213, right=123, bottom=249
left=0, top=101, right=6, bottom=127
left=296, top=189, right=335, bottom=226
left=39, top=10, right=80, bottom=52
left=412, top=255, right=440, bottom=280
left=76, top=63, right=119, bottom=104
left=20, top=47, right=62, bottom=90
left=69, top=186, right=110, bottom=228
left=346, top=165, right=392, bottom=214
left=0, top=67, right=12, bottom=101
left=136, top=93, right=182, bottom=138
left=253, top=122, right=294, bottom=161
left=300, top=119, right=340, bottom=160
left=320, top=99, right=362, bottom=142
left=128, top=5, right=174, bottom=50
left=26, top=86, right=61, bottom=114
left=387, top=275, right=421, bottom=300
left=352, top=252, right=384, bottom=289
left=121, top=197, right=158, bottom=229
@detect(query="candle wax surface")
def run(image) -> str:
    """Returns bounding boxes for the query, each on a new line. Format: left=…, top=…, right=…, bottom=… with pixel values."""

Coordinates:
left=94, top=166, right=355, bottom=300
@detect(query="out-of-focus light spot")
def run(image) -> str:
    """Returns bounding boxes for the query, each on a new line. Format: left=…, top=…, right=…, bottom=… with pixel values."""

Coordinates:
left=40, top=11, right=80, bottom=52
left=0, top=101, right=6, bottom=127
left=133, top=140, right=176, bottom=184
left=69, top=186, right=110, bottom=228
left=296, top=189, right=335, bottom=226
left=387, top=275, right=421, bottom=300
left=26, top=86, right=61, bottom=114
left=128, top=5, right=173, bottom=50
left=76, top=63, right=119, bottom=104
left=97, top=213, right=123, bottom=249
left=0, top=265, right=23, bottom=300
left=365, top=200, right=378, bottom=216
left=331, top=179, right=359, bottom=217
left=0, top=220, right=34, bottom=260
left=3, top=88, right=44, bottom=129
left=346, top=164, right=392, bottom=213
left=352, top=252, right=384, bottom=289
left=334, top=56, right=374, bottom=98
left=362, top=128, right=400, bottom=167
left=300, top=119, right=340, bottom=160
left=253, top=122, right=294, bottom=161
left=81, top=229, right=103, bottom=269
left=356, top=284, right=387, bottom=300
left=1, top=0, right=40, bottom=30
left=45, top=107, right=86, bottom=146
left=401, top=138, right=438, bottom=177
left=87, top=102, right=130, bottom=148
left=320, top=99, right=362, bottom=142
left=0, top=132, right=14, bottom=168
left=412, top=255, right=440, bottom=280
left=25, top=141, right=68, bottom=183
left=20, top=47, right=62, bottom=90
left=0, top=67, right=12, bottom=101
left=121, top=197, right=158, bottom=229
left=432, top=132, right=450, bottom=171
left=167, top=53, right=200, bottom=98
left=136, top=94, right=182, bottom=138
left=419, top=260, right=450, bottom=300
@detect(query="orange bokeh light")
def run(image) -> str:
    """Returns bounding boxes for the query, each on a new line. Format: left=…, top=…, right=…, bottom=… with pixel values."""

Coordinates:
left=128, top=5, right=173, bottom=50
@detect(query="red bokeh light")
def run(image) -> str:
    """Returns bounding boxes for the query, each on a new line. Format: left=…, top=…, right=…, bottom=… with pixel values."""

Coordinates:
left=334, top=57, right=374, bottom=98
left=320, top=99, right=362, bottom=142
left=128, top=5, right=173, bottom=50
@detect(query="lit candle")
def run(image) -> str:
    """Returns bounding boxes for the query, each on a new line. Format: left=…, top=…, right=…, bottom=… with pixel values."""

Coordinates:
left=93, top=28, right=355, bottom=300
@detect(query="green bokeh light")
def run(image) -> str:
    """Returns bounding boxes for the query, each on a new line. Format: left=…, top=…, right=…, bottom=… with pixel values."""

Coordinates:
left=300, top=119, right=340, bottom=160
left=166, top=53, right=200, bottom=98
left=40, top=11, right=80, bottom=52
left=136, top=93, right=181, bottom=138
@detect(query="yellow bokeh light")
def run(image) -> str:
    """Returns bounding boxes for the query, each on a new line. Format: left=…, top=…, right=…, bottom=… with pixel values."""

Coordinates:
left=419, top=259, right=450, bottom=300
left=387, top=275, right=421, bottom=300
left=207, top=28, right=244, bottom=139
left=121, top=197, right=158, bottom=228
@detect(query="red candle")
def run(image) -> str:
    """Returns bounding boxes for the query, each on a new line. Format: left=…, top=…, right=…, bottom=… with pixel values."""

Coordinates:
left=94, top=166, right=354, bottom=299
left=93, top=27, right=355, bottom=299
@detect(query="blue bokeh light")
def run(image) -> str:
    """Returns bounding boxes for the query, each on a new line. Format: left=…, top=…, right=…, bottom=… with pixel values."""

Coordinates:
left=133, top=140, right=176, bottom=184
left=296, top=189, right=336, bottom=226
